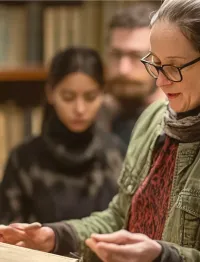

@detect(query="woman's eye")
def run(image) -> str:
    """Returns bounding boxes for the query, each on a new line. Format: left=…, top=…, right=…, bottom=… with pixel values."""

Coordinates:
left=151, top=58, right=160, bottom=65
left=84, top=93, right=98, bottom=102
left=62, top=94, right=75, bottom=101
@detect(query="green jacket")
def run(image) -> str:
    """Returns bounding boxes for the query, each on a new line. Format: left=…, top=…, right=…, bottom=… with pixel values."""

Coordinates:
left=65, top=100, right=200, bottom=262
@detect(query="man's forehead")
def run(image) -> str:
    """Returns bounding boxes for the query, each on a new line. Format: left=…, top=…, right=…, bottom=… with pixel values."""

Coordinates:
left=109, top=27, right=151, bottom=51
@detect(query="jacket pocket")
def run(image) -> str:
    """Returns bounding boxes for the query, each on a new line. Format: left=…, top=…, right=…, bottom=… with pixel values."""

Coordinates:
left=176, top=189, right=200, bottom=249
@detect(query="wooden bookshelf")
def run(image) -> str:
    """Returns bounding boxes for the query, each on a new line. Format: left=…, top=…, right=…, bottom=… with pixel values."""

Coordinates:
left=0, top=67, right=47, bottom=172
left=0, top=67, right=47, bottom=106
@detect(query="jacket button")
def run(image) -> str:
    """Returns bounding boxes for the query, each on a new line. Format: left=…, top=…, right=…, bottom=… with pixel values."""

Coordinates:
left=127, top=185, right=133, bottom=193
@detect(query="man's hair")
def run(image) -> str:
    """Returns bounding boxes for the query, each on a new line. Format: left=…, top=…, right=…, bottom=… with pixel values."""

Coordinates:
left=108, top=2, right=160, bottom=37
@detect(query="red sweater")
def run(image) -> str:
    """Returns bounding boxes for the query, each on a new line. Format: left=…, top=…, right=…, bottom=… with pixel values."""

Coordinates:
left=128, top=135, right=178, bottom=240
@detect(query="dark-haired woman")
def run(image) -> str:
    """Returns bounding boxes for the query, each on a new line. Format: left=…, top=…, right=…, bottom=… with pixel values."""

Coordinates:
left=0, top=47, right=125, bottom=224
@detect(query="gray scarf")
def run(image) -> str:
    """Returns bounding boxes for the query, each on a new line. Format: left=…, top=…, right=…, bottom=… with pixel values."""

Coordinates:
left=164, top=105, right=200, bottom=143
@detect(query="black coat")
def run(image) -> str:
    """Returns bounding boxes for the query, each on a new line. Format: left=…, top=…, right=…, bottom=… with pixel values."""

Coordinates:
left=0, top=116, right=125, bottom=224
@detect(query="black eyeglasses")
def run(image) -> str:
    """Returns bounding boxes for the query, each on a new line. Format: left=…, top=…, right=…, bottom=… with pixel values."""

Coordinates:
left=140, top=53, right=200, bottom=82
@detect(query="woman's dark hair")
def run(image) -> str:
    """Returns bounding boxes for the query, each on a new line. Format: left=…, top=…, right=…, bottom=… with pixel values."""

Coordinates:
left=42, top=46, right=104, bottom=131
left=47, top=46, right=104, bottom=88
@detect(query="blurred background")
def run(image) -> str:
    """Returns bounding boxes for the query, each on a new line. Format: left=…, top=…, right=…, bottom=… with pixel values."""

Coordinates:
left=0, top=0, right=159, bottom=178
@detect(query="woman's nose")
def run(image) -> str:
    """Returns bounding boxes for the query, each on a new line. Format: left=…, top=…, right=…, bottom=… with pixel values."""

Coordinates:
left=75, top=99, right=86, bottom=114
left=156, top=71, right=172, bottom=87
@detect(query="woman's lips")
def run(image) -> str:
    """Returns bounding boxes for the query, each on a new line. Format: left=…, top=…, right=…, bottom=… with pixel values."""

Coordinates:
left=167, top=93, right=181, bottom=99
left=71, top=119, right=87, bottom=125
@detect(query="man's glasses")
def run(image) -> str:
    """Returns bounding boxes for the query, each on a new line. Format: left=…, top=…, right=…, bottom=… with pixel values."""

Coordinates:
left=140, top=53, right=200, bottom=82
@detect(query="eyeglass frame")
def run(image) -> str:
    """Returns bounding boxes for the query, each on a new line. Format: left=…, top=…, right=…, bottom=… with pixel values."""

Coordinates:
left=140, top=52, right=200, bottom=82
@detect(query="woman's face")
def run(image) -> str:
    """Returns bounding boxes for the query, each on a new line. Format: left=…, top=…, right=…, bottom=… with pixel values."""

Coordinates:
left=48, top=72, right=103, bottom=132
left=150, top=20, right=200, bottom=112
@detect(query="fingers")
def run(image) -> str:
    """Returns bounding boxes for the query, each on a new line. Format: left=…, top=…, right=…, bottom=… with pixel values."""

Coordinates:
left=10, top=222, right=42, bottom=239
left=86, top=239, right=127, bottom=262
left=0, top=225, right=9, bottom=230
left=10, top=222, right=42, bottom=231
left=16, top=241, right=26, bottom=248
left=85, top=238, right=98, bottom=253
left=86, top=238, right=109, bottom=262
left=87, top=238, right=162, bottom=262
left=97, top=243, right=126, bottom=262
left=97, top=241, right=136, bottom=254
left=91, top=230, right=128, bottom=244
left=0, top=225, right=27, bottom=245
left=10, top=223, right=29, bottom=230
left=0, top=224, right=47, bottom=251
left=91, top=230, right=147, bottom=245
left=0, top=234, right=5, bottom=242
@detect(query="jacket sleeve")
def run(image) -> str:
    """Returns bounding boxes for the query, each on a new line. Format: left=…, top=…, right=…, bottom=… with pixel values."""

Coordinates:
left=46, top=188, right=131, bottom=256
left=154, top=241, right=183, bottom=262
left=0, top=151, right=26, bottom=224
left=158, top=241, right=200, bottom=262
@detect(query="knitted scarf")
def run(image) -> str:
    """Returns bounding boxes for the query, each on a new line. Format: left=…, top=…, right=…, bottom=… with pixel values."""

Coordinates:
left=164, top=104, right=200, bottom=142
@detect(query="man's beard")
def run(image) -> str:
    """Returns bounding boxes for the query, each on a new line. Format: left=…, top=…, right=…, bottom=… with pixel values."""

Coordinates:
left=106, top=77, right=155, bottom=100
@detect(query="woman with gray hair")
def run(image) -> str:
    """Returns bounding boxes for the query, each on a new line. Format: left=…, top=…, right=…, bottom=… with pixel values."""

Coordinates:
left=0, top=0, right=199, bottom=261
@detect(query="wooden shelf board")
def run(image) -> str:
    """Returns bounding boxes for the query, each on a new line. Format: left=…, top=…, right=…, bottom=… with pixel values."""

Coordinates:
left=0, top=67, right=47, bottom=82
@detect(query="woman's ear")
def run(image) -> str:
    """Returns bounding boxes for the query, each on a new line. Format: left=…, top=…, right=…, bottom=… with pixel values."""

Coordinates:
left=45, top=84, right=54, bottom=105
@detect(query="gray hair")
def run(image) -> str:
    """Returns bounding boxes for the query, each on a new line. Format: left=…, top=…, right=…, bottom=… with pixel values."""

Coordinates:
left=151, top=0, right=200, bottom=51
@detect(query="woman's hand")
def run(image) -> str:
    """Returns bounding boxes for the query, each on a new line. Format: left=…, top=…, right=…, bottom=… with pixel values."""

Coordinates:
left=86, top=230, right=162, bottom=262
left=0, top=222, right=56, bottom=252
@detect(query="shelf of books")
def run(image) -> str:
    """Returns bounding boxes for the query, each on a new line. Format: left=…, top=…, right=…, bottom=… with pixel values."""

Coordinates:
left=0, top=67, right=46, bottom=179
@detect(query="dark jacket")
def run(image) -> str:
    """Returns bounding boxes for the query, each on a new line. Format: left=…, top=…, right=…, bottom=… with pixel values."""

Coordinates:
left=0, top=115, right=125, bottom=224
left=97, top=96, right=146, bottom=147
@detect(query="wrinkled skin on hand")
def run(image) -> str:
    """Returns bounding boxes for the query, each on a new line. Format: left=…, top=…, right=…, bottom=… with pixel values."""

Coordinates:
left=0, top=222, right=55, bottom=252
left=86, top=230, right=162, bottom=262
